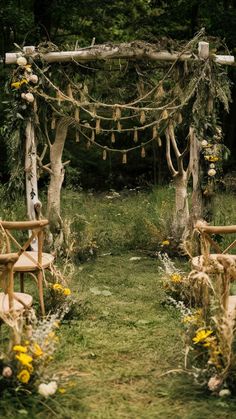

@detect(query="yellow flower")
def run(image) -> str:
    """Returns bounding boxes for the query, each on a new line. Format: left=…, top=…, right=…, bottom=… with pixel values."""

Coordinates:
left=11, top=79, right=28, bottom=89
left=170, top=273, right=182, bottom=283
left=58, top=388, right=66, bottom=394
left=205, top=155, right=219, bottom=162
left=193, top=329, right=213, bottom=344
left=63, top=288, right=71, bottom=296
left=32, top=343, right=43, bottom=357
left=11, top=81, right=21, bottom=88
left=15, top=353, right=33, bottom=369
left=162, top=240, right=170, bottom=246
left=13, top=345, right=28, bottom=353
left=17, top=369, right=30, bottom=384
left=183, top=315, right=196, bottom=324
left=53, top=283, right=63, bottom=291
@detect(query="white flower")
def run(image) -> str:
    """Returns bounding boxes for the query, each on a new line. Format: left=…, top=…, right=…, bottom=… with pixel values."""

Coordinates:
left=16, top=56, right=28, bottom=66
left=208, top=168, right=216, bottom=177
left=38, top=381, right=58, bottom=398
left=209, top=163, right=215, bottom=169
left=201, top=140, right=208, bottom=147
left=24, top=93, right=34, bottom=103
left=219, top=389, right=231, bottom=397
left=208, top=375, right=222, bottom=391
left=2, top=366, right=13, bottom=378
left=29, top=74, right=38, bottom=84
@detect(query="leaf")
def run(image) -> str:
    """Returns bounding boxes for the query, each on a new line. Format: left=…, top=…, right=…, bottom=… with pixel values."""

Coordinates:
left=17, top=410, right=28, bottom=416
left=101, top=290, right=112, bottom=296
left=16, top=113, right=24, bottom=120
left=136, top=319, right=150, bottom=325
left=90, top=287, right=102, bottom=295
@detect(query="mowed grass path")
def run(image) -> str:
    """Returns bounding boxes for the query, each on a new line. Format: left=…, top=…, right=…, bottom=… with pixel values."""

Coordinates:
left=51, top=253, right=236, bottom=419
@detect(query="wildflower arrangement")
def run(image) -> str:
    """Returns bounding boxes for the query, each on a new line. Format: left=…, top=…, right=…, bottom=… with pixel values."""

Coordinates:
left=182, top=265, right=236, bottom=395
left=158, top=253, right=191, bottom=303
left=44, top=280, right=73, bottom=313
left=0, top=301, right=72, bottom=397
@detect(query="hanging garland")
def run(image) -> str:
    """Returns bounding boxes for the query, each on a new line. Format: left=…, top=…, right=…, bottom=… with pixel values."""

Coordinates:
left=4, top=31, right=231, bottom=182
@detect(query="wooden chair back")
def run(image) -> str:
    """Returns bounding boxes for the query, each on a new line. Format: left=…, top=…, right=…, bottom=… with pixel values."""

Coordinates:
left=0, top=220, right=50, bottom=316
left=195, top=220, right=236, bottom=256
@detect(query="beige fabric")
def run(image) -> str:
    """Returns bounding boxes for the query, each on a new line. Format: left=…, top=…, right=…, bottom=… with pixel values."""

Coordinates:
left=0, top=292, right=33, bottom=313
left=14, top=252, right=54, bottom=272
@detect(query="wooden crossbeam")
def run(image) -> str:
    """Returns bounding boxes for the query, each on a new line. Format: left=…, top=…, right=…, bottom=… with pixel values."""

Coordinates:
left=3, top=44, right=235, bottom=66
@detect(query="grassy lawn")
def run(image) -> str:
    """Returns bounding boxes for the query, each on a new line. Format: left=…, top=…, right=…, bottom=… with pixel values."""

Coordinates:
left=0, top=188, right=236, bottom=417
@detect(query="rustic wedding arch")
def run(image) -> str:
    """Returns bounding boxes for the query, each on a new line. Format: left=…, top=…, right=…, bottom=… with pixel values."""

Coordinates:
left=4, top=30, right=235, bottom=247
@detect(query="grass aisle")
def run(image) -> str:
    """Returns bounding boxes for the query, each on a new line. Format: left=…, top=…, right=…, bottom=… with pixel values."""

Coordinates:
left=53, top=253, right=236, bottom=419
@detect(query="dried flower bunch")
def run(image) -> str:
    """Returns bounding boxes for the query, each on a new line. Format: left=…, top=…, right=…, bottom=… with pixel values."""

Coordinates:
left=159, top=251, right=236, bottom=396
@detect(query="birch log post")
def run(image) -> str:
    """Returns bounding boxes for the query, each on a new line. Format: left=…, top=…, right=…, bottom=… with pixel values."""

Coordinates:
left=25, top=119, right=42, bottom=251
left=4, top=44, right=234, bottom=66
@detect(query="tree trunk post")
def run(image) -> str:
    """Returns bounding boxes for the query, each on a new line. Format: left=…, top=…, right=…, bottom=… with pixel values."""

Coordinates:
left=47, top=121, right=68, bottom=250
left=189, top=127, right=203, bottom=225
left=173, top=172, right=189, bottom=232
left=25, top=119, right=42, bottom=251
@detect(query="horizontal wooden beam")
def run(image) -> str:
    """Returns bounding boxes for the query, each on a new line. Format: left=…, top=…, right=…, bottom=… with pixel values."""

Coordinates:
left=195, top=221, right=236, bottom=234
left=0, top=219, right=49, bottom=230
left=3, top=43, right=235, bottom=65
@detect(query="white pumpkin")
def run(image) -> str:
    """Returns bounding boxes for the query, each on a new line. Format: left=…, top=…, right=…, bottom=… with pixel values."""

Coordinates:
left=208, top=168, right=216, bottom=177
left=16, top=56, right=27, bottom=66
left=24, top=93, right=34, bottom=103
left=29, top=74, right=38, bottom=84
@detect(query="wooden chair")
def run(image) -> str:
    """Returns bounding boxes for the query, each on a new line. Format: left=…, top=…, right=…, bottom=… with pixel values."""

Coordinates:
left=0, top=220, right=54, bottom=316
left=0, top=252, right=33, bottom=316
left=192, top=220, right=236, bottom=317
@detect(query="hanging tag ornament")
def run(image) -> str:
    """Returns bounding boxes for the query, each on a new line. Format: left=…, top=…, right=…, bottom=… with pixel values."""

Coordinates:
left=141, top=146, right=146, bottom=158
left=111, top=132, right=116, bottom=143
left=155, top=83, right=165, bottom=99
left=91, top=130, right=95, bottom=142
left=117, top=121, right=122, bottom=132
left=95, top=118, right=101, bottom=134
left=152, top=125, right=157, bottom=139
left=162, top=109, right=168, bottom=120
left=103, top=148, right=107, bottom=160
left=133, top=129, right=138, bottom=143
left=114, top=106, right=121, bottom=121
left=75, top=107, right=80, bottom=122
left=140, top=110, right=146, bottom=125
left=122, top=152, right=127, bottom=164
left=91, top=104, right=97, bottom=118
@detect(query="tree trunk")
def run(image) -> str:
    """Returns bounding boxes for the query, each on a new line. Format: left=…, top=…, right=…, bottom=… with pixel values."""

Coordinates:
left=47, top=122, right=68, bottom=249
left=25, top=119, right=42, bottom=251
left=189, top=131, right=203, bottom=226
left=173, top=173, right=189, bottom=232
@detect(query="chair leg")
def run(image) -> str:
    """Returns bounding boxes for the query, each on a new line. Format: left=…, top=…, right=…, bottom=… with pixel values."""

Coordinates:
left=38, top=270, right=45, bottom=316
left=20, top=273, right=24, bottom=292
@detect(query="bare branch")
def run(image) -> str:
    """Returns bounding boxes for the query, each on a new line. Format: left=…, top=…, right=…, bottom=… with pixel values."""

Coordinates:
left=168, top=123, right=185, bottom=175
left=165, top=129, right=177, bottom=176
